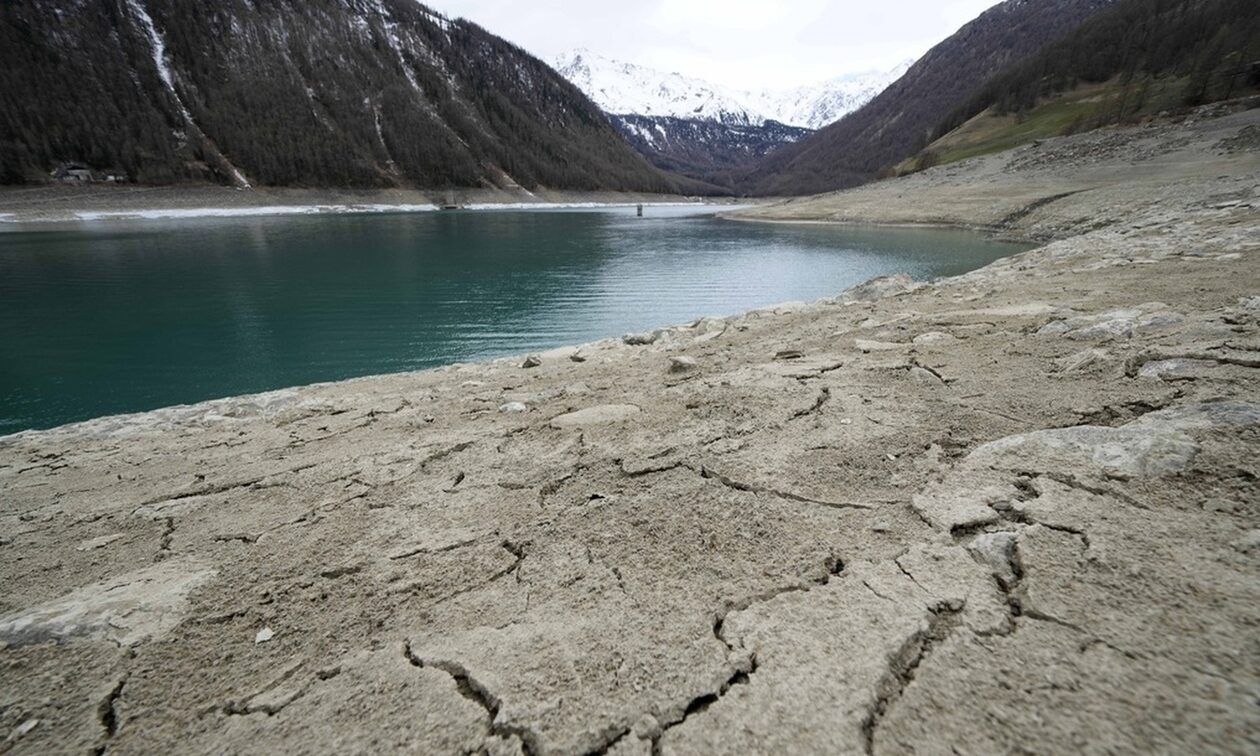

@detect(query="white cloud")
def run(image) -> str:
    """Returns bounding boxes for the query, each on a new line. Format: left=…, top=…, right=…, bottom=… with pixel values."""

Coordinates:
left=423, top=0, right=1003, bottom=89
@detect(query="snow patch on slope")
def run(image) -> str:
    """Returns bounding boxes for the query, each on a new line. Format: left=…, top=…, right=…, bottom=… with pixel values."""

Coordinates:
left=124, top=0, right=252, bottom=189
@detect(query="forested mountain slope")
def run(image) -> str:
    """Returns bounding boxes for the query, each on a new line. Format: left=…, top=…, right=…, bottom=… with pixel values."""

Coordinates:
left=742, top=0, right=1115, bottom=196
left=928, top=0, right=1260, bottom=147
left=0, top=0, right=687, bottom=193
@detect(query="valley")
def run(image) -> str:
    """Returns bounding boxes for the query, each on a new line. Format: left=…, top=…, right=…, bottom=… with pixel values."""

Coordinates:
left=2, top=102, right=1257, bottom=754
left=1, top=0, right=1258, bottom=753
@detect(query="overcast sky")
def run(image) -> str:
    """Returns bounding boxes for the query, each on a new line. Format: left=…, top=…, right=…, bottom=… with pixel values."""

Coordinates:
left=424, top=0, right=1003, bottom=90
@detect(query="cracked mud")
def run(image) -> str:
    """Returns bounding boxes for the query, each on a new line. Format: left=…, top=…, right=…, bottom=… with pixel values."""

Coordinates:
left=1, top=110, right=1259, bottom=754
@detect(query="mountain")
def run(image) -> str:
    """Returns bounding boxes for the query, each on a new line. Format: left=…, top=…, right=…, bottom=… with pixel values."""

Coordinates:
left=0, top=0, right=691, bottom=193
left=919, top=0, right=1260, bottom=164
left=552, top=49, right=906, bottom=190
left=739, top=63, right=915, bottom=131
left=552, top=50, right=762, bottom=127
left=611, top=115, right=811, bottom=189
left=553, top=49, right=908, bottom=130
left=742, top=0, right=1118, bottom=196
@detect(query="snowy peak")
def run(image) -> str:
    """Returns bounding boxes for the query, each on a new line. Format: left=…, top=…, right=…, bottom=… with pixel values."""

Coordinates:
left=748, top=61, right=915, bottom=130
left=553, top=49, right=911, bottom=130
left=553, top=49, right=762, bottom=126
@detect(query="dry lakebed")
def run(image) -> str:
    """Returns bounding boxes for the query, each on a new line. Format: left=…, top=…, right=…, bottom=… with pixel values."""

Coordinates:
left=1, top=106, right=1259, bottom=755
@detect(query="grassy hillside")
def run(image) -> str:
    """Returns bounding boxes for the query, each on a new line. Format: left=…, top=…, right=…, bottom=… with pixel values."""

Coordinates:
left=908, top=0, right=1260, bottom=170
left=737, top=0, right=1114, bottom=195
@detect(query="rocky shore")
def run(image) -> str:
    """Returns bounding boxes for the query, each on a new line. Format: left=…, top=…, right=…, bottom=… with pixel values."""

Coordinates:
left=1, top=108, right=1258, bottom=755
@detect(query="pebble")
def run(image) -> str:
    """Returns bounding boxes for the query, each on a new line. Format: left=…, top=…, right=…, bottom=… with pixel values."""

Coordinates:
left=871, top=522, right=891, bottom=533
left=255, top=627, right=275, bottom=644
left=498, top=402, right=527, bottom=413
left=909, top=366, right=945, bottom=387
left=623, top=331, right=658, bottom=346
left=521, top=355, right=542, bottom=369
left=669, top=356, right=698, bottom=373
left=968, top=532, right=1019, bottom=585
left=8, top=719, right=39, bottom=741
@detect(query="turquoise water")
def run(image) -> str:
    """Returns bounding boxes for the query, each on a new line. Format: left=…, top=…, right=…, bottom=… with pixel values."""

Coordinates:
left=0, top=206, right=1029, bottom=434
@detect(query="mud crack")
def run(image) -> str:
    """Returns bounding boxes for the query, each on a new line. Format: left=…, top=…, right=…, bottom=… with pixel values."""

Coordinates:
left=404, top=642, right=543, bottom=756
left=154, top=517, right=175, bottom=562
left=697, top=464, right=872, bottom=511
left=93, top=674, right=129, bottom=754
left=789, top=387, right=832, bottom=421
left=860, top=605, right=962, bottom=755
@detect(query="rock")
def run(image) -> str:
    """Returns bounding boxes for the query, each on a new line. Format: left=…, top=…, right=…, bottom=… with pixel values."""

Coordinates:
left=1068, top=318, right=1138, bottom=341
left=772, top=301, right=808, bottom=315
left=968, top=532, right=1019, bottom=586
left=690, top=317, right=727, bottom=343
left=836, top=274, right=917, bottom=304
left=1053, top=348, right=1110, bottom=373
left=521, top=355, right=542, bottom=369
left=498, top=402, right=527, bottom=413
left=74, top=533, right=125, bottom=551
left=668, top=356, right=698, bottom=373
left=1132, top=401, right=1260, bottom=432
left=774, top=350, right=804, bottom=361
left=871, top=522, right=891, bottom=533
left=912, top=331, right=956, bottom=346
left=909, top=366, right=945, bottom=387
left=255, top=627, right=275, bottom=644
left=1137, top=359, right=1218, bottom=380
left=1203, top=498, right=1239, bottom=514
left=1038, top=304, right=1183, bottom=342
left=7, top=719, right=39, bottom=742
left=622, top=331, right=658, bottom=346
left=971, top=424, right=1200, bottom=479
left=1037, top=320, right=1072, bottom=336
left=569, top=352, right=587, bottom=363
left=854, top=338, right=907, bottom=353
left=1231, top=530, right=1260, bottom=554
left=550, top=404, right=642, bottom=429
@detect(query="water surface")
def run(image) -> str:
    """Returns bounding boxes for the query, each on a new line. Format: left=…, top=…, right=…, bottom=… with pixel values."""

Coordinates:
left=0, top=207, right=1029, bottom=433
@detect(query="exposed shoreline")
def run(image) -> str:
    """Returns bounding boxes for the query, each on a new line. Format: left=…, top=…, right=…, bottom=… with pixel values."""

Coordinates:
left=1, top=109, right=1257, bottom=754
left=0, top=185, right=755, bottom=226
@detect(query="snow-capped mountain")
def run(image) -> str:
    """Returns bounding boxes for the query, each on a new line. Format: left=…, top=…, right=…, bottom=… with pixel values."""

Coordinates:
left=553, top=49, right=910, bottom=130
left=742, top=62, right=915, bottom=130
left=551, top=48, right=910, bottom=190
left=552, top=50, right=762, bottom=126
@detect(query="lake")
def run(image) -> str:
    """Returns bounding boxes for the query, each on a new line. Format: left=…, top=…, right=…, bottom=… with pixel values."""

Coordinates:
left=0, top=206, right=1030, bottom=434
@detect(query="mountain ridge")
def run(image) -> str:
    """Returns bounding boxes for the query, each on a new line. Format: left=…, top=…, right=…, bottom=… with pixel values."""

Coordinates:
left=741, top=0, right=1118, bottom=195
left=0, top=0, right=698, bottom=193
left=553, top=48, right=909, bottom=130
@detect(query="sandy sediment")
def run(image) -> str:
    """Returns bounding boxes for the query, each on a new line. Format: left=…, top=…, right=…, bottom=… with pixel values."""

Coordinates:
left=0, top=108, right=1258, bottom=754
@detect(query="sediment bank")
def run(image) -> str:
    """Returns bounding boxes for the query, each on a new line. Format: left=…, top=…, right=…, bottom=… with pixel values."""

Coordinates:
left=0, top=186, right=746, bottom=225
left=1, top=108, right=1257, bottom=754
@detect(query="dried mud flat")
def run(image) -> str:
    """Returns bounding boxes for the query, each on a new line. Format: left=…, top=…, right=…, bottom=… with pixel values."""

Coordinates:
left=2, top=108, right=1259, bottom=755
